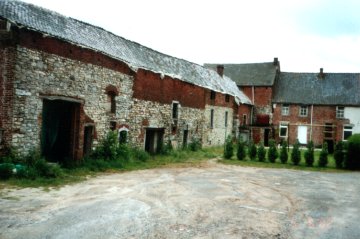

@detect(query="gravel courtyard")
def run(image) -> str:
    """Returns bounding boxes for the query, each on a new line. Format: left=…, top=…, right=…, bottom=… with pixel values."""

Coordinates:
left=1, top=161, right=359, bottom=239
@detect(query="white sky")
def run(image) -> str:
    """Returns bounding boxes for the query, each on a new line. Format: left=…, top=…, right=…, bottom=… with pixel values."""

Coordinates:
left=22, top=0, right=360, bottom=72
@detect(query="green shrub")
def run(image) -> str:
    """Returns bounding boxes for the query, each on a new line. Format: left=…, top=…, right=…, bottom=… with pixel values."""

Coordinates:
left=132, top=148, right=150, bottom=162
left=248, top=141, right=257, bottom=160
left=34, top=159, right=63, bottom=178
left=24, top=148, right=42, bottom=167
left=117, top=144, right=131, bottom=162
left=160, top=139, right=173, bottom=155
left=257, top=143, right=266, bottom=162
left=334, top=141, right=344, bottom=169
left=223, top=136, right=234, bottom=159
left=0, top=163, right=14, bottom=180
left=344, top=134, right=360, bottom=170
left=280, top=141, right=288, bottom=164
left=0, top=147, right=21, bottom=164
left=189, top=137, right=202, bottom=151
left=318, top=142, right=328, bottom=167
left=84, top=159, right=111, bottom=171
left=236, top=140, right=246, bottom=160
left=92, top=131, right=119, bottom=161
left=304, top=141, right=315, bottom=167
left=267, top=139, right=278, bottom=163
left=291, top=140, right=301, bottom=165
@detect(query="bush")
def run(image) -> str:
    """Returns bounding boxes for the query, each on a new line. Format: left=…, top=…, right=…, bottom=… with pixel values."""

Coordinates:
left=257, top=143, right=266, bottom=162
left=334, top=141, right=344, bottom=169
left=132, top=148, right=150, bottom=162
left=267, top=139, right=278, bottom=163
left=189, top=137, right=202, bottom=151
left=224, top=136, right=234, bottom=159
left=24, top=148, right=42, bottom=167
left=236, top=140, right=246, bottom=160
left=160, top=139, right=173, bottom=155
left=318, top=142, right=328, bottom=167
left=0, top=147, right=21, bottom=164
left=280, top=141, right=288, bottom=164
left=34, top=159, right=63, bottom=178
left=92, top=131, right=119, bottom=161
left=344, top=134, right=360, bottom=170
left=248, top=141, right=257, bottom=160
left=117, top=144, right=131, bottom=162
left=0, top=163, right=14, bottom=180
left=291, top=140, right=301, bottom=165
left=304, top=141, right=315, bottom=167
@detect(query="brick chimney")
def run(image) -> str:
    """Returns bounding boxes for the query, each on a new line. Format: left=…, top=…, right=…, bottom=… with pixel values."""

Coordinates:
left=273, top=57, right=279, bottom=66
left=216, top=65, right=224, bottom=77
left=319, top=68, right=325, bottom=79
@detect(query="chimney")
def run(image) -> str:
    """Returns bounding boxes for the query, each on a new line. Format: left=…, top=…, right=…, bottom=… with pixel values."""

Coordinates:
left=216, top=65, right=224, bottom=77
left=319, top=68, right=325, bottom=79
left=273, top=57, right=279, bottom=66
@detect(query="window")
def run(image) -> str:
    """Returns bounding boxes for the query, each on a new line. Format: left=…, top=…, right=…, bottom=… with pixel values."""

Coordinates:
left=299, top=105, right=308, bottom=117
left=119, top=130, right=128, bottom=144
left=210, top=109, right=214, bottom=128
left=242, top=114, right=247, bottom=125
left=336, top=106, right=344, bottom=118
left=210, top=90, right=216, bottom=100
left=0, top=128, right=4, bottom=144
left=110, top=121, right=117, bottom=131
left=282, top=104, right=289, bottom=116
left=172, top=102, right=179, bottom=119
left=343, top=125, right=353, bottom=140
left=225, top=94, right=230, bottom=103
left=225, top=111, right=228, bottom=127
left=107, top=92, right=116, bottom=114
left=279, top=122, right=288, bottom=137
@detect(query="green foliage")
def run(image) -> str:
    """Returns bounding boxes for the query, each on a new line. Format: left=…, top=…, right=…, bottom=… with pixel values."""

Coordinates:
left=334, top=141, right=344, bottom=169
left=0, top=163, right=14, bottom=180
left=344, top=134, right=360, bottom=170
left=24, top=148, right=42, bottom=167
left=131, top=148, right=150, bottom=162
left=248, top=141, right=257, bottom=160
left=291, top=140, right=301, bottom=165
left=304, top=141, right=315, bottom=167
left=280, top=141, right=288, bottom=164
left=189, top=137, right=202, bottom=151
left=117, top=144, right=131, bottom=162
left=160, top=139, right=173, bottom=155
left=257, top=143, right=266, bottom=162
left=0, top=147, right=21, bottom=164
left=92, top=131, right=119, bottom=161
left=223, top=136, right=234, bottom=159
left=34, top=159, right=64, bottom=178
left=318, top=142, right=328, bottom=167
left=236, top=140, right=246, bottom=160
left=267, top=139, right=278, bottom=163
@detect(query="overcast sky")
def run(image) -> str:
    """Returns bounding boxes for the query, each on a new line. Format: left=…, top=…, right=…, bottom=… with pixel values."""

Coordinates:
left=22, top=0, right=360, bottom=72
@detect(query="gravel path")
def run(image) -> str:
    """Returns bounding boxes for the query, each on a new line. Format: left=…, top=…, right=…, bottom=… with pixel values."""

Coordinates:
left=1, top=161, right=359, bottom=239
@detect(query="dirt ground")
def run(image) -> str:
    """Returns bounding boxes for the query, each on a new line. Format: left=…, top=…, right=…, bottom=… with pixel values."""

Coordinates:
left=1, top=160, right=360, bottom=239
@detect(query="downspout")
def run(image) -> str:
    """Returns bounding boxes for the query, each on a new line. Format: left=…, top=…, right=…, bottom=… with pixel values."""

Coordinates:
left=251, top=86, right=255, bottom=124
left=310, top=104, right=313, bottom=141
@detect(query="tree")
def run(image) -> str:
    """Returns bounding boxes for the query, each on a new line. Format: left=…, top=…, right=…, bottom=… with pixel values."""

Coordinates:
left=236, top=140, right=246, bottom=160
left=333, top=141, right=344, bottom=169
left=304, top=141, right=315, bottom=167
left=257, top=143, right=266, bottom=162
left=344, top=134, right=360, bottom=170
left=291, top=140, right=301, bottom=165
left=267, top=139, right=278, bottom=163
left=248, top=141, right=257, bottom=160
left=280, top=141, right=288, bottom=164
left=318, top=142, right=328, bottom=167
left=224, top=136, right=234, bottom=159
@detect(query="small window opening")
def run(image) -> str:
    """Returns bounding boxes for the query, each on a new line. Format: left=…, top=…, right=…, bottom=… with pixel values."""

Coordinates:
left=225, top=111, right=228, bottom=127
left=210, top=91, right=216, bottom=100
left=336, top=106, right=344, bottom=119
left=225, top=94, right=230, bottom=103
left=172, top=102, right=179, bottom=119
left=279, top=122, right=288, bottom=137
left=110, top=121, right=117, bottom=131
left=282, top=104, right=289, bottom=116
left=119, top=130, right=128, bottom=144
left=210, top=109, right=214, bottom=128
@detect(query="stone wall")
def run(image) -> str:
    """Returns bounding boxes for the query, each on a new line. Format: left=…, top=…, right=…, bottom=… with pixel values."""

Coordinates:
left=11, top=46, right=133, bottom=155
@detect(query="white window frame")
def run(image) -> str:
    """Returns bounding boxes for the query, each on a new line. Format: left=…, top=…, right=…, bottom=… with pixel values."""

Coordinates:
left=282, top=104, right=289, bottom=116
left=343, top=124, right=353, bottom=141
left=279, top=122, right=289, bottom=138
left=336, top=106, right=344, bottom=119
left=299, top=105, right=308, bottom=117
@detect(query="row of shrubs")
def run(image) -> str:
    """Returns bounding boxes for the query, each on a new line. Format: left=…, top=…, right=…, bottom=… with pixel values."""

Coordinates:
left=0, top=131, right=203, bottom=180
left=224, top=134, right=360, bottom=170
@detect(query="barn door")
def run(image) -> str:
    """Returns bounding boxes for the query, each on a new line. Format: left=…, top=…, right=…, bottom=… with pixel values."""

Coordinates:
left=297, top=126, right=307, bottom=144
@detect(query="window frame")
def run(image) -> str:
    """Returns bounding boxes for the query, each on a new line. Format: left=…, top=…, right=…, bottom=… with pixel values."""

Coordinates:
left=299, top=105, right=308, bottom=117
left=281, top=104, right=290, bottom=116
left=242, top=114, right=247, bottom=125
left=336, top=106, right=345, bottom=119
left=172, top=101, right=179, bottom=119
left=279, top=122, right=289, bottom=138
left=210, top=90, right=216, bottom=100
left=343, top=124, right=353, bottom=141
left=210, top=109, right=214, bottom=128
left=225, top=94, right=230, bottom=103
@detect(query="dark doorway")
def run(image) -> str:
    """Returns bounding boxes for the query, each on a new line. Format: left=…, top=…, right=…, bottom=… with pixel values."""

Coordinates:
left=264, top=128, right=270, bottom=146
left=83, top=125, right=94, bottom=157
left=41, top=99, right=80, bottom=163
left=145, top=128, right=164, bottom=154
left=325, top=140, right=334, bottom=154
left=183, top=130, right=189, bottom=148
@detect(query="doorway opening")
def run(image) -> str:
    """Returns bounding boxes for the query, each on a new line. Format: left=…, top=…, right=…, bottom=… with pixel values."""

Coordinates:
left=145, top=128, right=164, bottom=154
left=41, top=99, right=80, bottom=163
left=183, top=130, right=189, bottom=148
left=264, top=128, right=270, bottom=146
left=83, top=125, right=94, bottom=157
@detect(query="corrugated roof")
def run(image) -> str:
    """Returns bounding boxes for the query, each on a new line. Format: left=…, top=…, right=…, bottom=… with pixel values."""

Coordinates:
left=273, top=72, right=360, bottom=105
left=0, top=0, right=252, bottom=105
left=204, top=62, right=279, bottom=86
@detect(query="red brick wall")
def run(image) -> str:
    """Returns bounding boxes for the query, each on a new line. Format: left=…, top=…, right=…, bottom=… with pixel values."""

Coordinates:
left=241, top=86, right=272, bottom=107
left=273, top=104, right=350, bottom=146
left=18, top=29, right=134, bottom=76
left=238, top=104, right=252, bottom=125
left=204, top=90, right=235, bottom=108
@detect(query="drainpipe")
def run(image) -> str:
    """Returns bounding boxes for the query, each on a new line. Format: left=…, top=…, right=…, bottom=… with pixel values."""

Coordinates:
left=251, top=86, right=255, bottom=124
left=310, top=104, right=313, bottom=141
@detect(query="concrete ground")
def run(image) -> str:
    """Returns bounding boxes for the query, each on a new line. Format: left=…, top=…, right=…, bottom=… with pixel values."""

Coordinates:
left=1, top=160, right=359, bottom=239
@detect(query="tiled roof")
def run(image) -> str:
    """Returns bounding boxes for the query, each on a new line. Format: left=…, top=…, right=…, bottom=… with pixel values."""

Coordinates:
left=273, top=72, right=360, bottom=105
left=0, top=0, right=252, bottom=105
left=204, top=62, right=279, bottom=86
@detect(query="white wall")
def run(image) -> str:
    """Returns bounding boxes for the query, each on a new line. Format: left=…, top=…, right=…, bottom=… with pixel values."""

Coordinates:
left=344, top=107, right=360, bottom=134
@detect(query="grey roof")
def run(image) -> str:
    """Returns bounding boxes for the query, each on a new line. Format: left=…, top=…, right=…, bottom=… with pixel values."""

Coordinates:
left=273, top=72, right=360, bottom=105
left=0, top=0, right=252, bottom=105
left=204, top=62, right=279, bottom=86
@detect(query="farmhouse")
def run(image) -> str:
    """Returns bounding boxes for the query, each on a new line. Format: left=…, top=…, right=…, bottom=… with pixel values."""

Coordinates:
left=0, top=0, right=252, bottom=162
